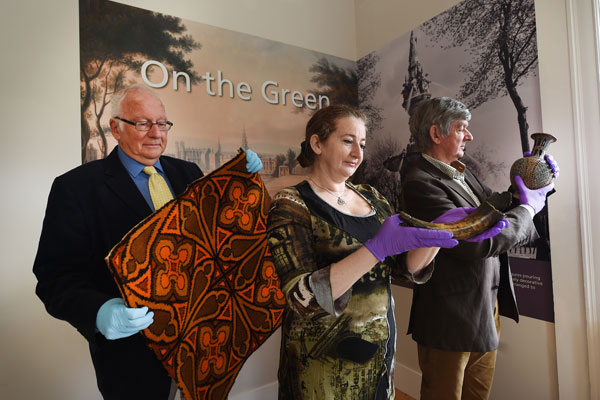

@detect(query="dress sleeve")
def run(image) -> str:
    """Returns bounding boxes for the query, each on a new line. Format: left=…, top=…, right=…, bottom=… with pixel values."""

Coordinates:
left=267, top=189, right=351, bottom=317
left=389, top=253, right=434, bottom=284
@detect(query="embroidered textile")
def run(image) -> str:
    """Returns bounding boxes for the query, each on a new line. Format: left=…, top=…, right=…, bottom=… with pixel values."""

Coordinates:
left=106, top=151, right=285, bottom=400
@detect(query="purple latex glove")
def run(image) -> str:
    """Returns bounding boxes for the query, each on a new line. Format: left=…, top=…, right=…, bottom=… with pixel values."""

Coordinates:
left=524, top=152, right=560, bottom=178
left=514, top=175, right=554, bottom=214
left=365, top=214, right=459, bottom=262
left=433, top=207, right=509, bottom=242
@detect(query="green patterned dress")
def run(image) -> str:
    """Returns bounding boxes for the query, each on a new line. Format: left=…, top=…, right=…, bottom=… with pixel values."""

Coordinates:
left=267, top=181, right=432, bottom=400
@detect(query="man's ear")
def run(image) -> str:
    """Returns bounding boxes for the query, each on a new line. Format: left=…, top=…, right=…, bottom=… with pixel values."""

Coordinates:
left=429, top=125, right=442, bottom=145
left=109, top=118, right=121, bottom=141
left=309, top=134, right=322, bottom=155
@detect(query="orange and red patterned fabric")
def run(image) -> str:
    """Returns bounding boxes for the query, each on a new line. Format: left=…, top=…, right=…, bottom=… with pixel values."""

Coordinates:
left=106, top=151, right=285, bottom=400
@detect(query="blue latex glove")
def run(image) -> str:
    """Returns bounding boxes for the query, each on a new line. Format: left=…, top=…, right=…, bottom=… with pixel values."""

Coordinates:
left=524, top=152, right=559, bottom=178
left=245, top=149, right=263, bottom=173
left=96, top=298, right=154, bottom=340
left=433, top=207, right=509, bottom=242
left=514, top=175, right=554, bottom=214
left=365, top=214, right=458, bottom=262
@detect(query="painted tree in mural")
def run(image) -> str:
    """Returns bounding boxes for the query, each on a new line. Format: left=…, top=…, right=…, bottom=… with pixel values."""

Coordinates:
left=287, top=149, right=297, bottom=174
left=308, top=57, right=358, bottom=108
left=79, top=0, right=201, bottom=162
left=357, top=53, right=383, bottom=133
left=422, top=0, right=538, bottom=152
left=307, top=55, right=383, bottom=132
left=273, top=154, right=286, bottom=177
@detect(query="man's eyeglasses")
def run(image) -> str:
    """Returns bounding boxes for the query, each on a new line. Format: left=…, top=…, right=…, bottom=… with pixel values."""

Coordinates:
left=114, top=117, right=173, bottom=132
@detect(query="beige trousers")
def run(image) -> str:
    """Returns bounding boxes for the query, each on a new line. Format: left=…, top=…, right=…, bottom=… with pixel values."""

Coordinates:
left=417, top=305, right=500, bottom=400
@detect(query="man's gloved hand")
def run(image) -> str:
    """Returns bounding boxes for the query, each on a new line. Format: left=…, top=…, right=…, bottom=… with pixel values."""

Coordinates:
left=514, top=175, right=554, bottom=214
left=432, top=207, right=509, bottom=242
left=96, top=298, right=154, bottom=340
left=524, top=152, right=559, bottom=178
left=365, top=214, right=458, bottom=262
left=245, top=149, right=263, bottom=173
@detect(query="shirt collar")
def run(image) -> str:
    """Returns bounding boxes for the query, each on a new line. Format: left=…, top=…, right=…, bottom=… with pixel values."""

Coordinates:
left=422, top=153, right=466, bottom=179
left=117, top=146, right=164, bottom=178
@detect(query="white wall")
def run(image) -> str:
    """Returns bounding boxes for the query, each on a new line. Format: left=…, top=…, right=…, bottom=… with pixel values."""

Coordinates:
left=2, top=0, right=596, bottom=399
left=354, top=0, right=463, bottom=59
left=536, top=0, right=599, bottom=398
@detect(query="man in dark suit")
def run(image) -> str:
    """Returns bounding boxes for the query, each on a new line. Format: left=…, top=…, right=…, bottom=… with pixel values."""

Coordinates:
left=401, top=97, right=557, bottom=400
left=33, top=84, right=262, bottom=399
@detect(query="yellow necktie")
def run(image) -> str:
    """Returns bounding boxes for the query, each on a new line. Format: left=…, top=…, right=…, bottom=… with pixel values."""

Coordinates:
left=142, top=166, right=173, bottom=210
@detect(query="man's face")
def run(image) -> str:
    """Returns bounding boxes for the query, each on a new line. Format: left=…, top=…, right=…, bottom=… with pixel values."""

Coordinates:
left=433, top=119, right=473, bottom=164
left=110, top=89, right=168, bottom=165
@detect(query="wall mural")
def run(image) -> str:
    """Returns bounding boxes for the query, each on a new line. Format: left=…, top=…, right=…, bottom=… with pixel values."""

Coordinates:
left=79, top=0, right=357, bottom=199
left=80, top=0, right=552, bottom=333
left=358, top=0, right=554, bottom=322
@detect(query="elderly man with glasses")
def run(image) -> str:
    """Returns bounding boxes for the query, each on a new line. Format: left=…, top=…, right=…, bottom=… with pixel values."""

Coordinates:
left=33, top=84, right=262, bottom=399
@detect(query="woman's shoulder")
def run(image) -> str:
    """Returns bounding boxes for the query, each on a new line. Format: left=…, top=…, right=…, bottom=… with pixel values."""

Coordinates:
left=348, top=181, right=394, bottom=216
left=348, top=182, right=386, bottom=201
left=273, top=185, right=302, bottom=202
left=271, top=184, right=309, bottom=212
left=268, top=183, right=313, bottom=228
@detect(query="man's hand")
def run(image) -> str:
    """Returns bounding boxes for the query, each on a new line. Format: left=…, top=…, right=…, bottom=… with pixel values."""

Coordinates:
left=514, top=175, right=554, bottom=214
left=96, top=298, right=154, bottom=340
left=245, top=149, right=263, bottom=173
left=433, top=207, right=509, bottom=242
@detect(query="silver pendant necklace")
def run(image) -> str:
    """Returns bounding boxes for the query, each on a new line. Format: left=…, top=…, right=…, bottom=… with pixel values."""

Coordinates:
left=309, top=178, right=347, bottom=205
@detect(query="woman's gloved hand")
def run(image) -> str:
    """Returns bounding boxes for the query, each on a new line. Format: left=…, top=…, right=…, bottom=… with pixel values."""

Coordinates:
left=96, top=298, right=154, bottom=340
left=365, top=214, right=458, bottom=262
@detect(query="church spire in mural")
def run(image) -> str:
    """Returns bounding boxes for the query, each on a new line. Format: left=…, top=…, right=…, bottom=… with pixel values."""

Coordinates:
left=215, top=140, right=222, bottom=169
left=401, top=31, right=431, bottom=115
left=242, top=125, right=249, bottom=150
left=384, top=31, right=431, bottom=179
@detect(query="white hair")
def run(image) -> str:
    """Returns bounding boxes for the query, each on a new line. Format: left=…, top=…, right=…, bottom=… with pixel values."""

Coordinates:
left=110, top=83, right=161, bottom=119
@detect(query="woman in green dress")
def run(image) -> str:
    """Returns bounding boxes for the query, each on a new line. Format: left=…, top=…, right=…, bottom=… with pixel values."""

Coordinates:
left=267, top=105, right=464, bottom=399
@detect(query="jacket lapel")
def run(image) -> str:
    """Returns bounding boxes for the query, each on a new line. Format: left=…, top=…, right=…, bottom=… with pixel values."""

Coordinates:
left=103, top=148, right=152, bottom=219
left=161, top=156, right=189, bottom=195
left=418, top=157, right=480, bottom=207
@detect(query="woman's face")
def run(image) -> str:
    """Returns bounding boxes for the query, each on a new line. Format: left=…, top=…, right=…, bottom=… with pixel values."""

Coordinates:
left=311, top=116, right=366, bottom=180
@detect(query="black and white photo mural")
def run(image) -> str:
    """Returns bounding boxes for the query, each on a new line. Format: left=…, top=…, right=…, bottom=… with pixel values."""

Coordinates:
left=358, top=0, right=554, bottom=322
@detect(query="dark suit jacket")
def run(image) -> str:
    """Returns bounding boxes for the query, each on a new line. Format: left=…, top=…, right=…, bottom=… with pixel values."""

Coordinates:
left=33, top=147, right=203, bottom=399
left=401, top=156, right=538, bottom=352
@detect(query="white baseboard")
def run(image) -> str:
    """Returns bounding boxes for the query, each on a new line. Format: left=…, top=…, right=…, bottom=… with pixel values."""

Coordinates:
left=394, top=360, right=421, bottom=399
left=228, top=381, right=278, bottom=400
